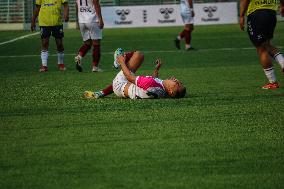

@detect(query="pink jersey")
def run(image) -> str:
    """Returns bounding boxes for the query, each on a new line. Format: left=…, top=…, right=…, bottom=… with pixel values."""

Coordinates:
left=135, top=76, right=167, bottom=98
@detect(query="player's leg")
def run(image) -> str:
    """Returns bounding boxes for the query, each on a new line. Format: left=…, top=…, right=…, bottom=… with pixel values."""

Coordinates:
left=90, top=22, right=103, bottom=72
left=125, top=51, right=144, bottom=73
left=75, top=39, right=92, bottom=72
left=267, top=44, right=284, bottom=72
left=77, top=39, right=92, bottom=58
left=39, top=26, right=51, bottom=72
left=91, top=39, right=102, bottom=72
left=265, top=16, right=284, bottom=73
left=87, top=50, right=144, bottom=99
left=175, top=10, right=194, bottom=50
left=175, top=26, right=185, bottom=50
left=247, top=10, right=278, bottom=89
left=184, top=24, right=194, bottom=50
left=256, top=43, right=278, bottom=89
left=55, top=38, right=66, bottom=71
left=75, top=23, right=92, bottom=72
left=175, top=11, right=187, bottom=50
left=84, top=84, right=113, bottom=99
left=112, top=70, right=129, bottom=98
left=53, top=25, right=66, bottom=71
left=113, top=49, right=143, bottom=72
left=88, top=51, right=144, bottom=98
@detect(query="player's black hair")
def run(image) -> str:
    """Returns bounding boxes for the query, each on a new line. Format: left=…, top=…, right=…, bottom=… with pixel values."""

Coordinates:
left=175, top=87, right=186, bottom=98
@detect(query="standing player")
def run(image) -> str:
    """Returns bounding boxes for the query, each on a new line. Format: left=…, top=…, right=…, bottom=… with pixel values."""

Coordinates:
left=175, top=0, right=195, bottom=50
left=74, top=0, right=104, bottom=72
left=239, top=0, right=284, bottom=89
left=31, top=0, right=69, bottom=72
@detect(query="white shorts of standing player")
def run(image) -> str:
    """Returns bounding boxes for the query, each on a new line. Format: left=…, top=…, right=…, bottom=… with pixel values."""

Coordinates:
left=79, top=22, right=102, bottom=41
left=180, top=8, right=194, bottom=25
left=113, top=71, right=150, bottom=99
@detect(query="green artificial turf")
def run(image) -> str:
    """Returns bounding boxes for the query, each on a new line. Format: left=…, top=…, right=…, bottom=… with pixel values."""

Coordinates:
left=0, top=23, right=283, bottom=189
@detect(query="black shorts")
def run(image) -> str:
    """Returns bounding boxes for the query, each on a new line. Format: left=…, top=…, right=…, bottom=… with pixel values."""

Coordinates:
left=40, top=25, right=64, bottom=39
left=247, top=9, right=276, bottom=47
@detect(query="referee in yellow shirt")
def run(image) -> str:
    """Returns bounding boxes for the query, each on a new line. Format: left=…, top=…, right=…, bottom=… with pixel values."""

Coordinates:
left=240, top=0, right=284, bottom=89
left=31, top=0, right=69, bottom=72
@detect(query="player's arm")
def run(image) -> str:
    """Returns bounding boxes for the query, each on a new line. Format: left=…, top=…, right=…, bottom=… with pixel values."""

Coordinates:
left=280, top=0, right=284, bottom=16
left=239, top=0, right=250, bottom=31
left=93, top=0, right=104, bottom=29
left=63, top=2, right=69, bottom=22
left=153, top=59, right=162, bottom=78
left=117, top=55, right=137, bottom=84
left=31, top=4, right=41, bottom=31
left=188, top=0, right=195, bottom=17
left=75, top=2, right=79, bottom=29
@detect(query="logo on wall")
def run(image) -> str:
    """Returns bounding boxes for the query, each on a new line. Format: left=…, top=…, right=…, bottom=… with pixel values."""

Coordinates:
left=201, top=6, right=219, bottom=22
left=143, top=10, right=147, bottom=23
left=158, top=8, right=176, bottom=23
left=115, top=9, right=132, bottom=25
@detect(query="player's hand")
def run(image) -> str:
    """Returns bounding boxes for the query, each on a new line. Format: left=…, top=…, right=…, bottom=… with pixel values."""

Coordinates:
left=76, top=21, right=79, bottom=30
left=239, top=16, right=245, bottom=31
left=64, top=15, right=69, bottom=22
left=116, top=55, right=125, bottom=65
left=155, top=59, right=162, bottom=70
left=99, top=19, right=104, bottom=29
left=169, top=77, right=178, bottom=82
left=280, top=5, right=284, bottom=16
left=191, top=10, right=195, bottom=17
left=31, top=22, right=36, bottom=32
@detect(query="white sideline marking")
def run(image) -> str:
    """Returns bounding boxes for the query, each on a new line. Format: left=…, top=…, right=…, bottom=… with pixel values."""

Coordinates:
left=0, top=46, right=282, bottom=58
left=0, top=32, right=39, bottom=46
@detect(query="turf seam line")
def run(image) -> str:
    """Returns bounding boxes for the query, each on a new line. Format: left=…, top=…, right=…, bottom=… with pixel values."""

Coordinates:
left=0, top=32, right=40, bottom=46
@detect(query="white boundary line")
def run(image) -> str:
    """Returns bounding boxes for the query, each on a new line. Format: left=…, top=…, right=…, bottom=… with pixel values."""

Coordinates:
left=0, top=45, right=282, bottom=58
left=0, top=32, right=39, bottom=46
left=0, top=47, right=264, bottom=58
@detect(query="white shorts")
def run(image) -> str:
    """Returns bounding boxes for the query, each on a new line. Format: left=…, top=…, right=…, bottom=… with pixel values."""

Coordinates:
left=181, top=8, right=194, bottom=25
left=112, top=71, right=150, bottom=99
left=79, top=22, right=102, bottom=41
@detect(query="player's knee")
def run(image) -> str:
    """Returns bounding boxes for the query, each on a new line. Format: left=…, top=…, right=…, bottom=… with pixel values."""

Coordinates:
left=134, top=51, right=144, bottom=62
left=92, top=40, right=100, bottom=46
left=42, top=40, right=49, bottom=49
left=256, top=45, right=266, bottom=54
left=57, top=45, right=64, bottom=52
left=84, top=39, right=92, bottom=46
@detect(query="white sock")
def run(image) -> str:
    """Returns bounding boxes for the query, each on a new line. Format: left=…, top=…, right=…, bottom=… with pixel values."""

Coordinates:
left=77, top=54, right=82, bottom=61
left=177, top=36, right=181, bottom=40
left=263, top=67, right=276, bottom=83
left=274, top=52, right=284, bottom=69
left=41, top=50, right=48, bottom=67
left=185, top=44, right=191, bottom=49
left=57, top=52, right=64, bottom=65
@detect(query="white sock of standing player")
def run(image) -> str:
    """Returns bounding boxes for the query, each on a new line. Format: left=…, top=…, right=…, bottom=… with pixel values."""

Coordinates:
left=57, top=51, right=64, bottom=65
left=274, top=52, right=284, bottom=70
left=41, top=50, right=48, bottom=67
left=263, top=67, right=277, bottom=83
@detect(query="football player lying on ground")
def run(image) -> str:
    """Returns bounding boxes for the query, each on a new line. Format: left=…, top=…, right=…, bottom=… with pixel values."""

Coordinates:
left=84, top=49, right=142, bottom=98
left=84, top=48, right=186, bottom=99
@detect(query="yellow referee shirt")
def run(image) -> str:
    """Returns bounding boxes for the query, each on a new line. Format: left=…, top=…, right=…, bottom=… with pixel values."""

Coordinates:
left=247, top=0, right=279, bottom=15
left=36, top=0, right=68, bottom=26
